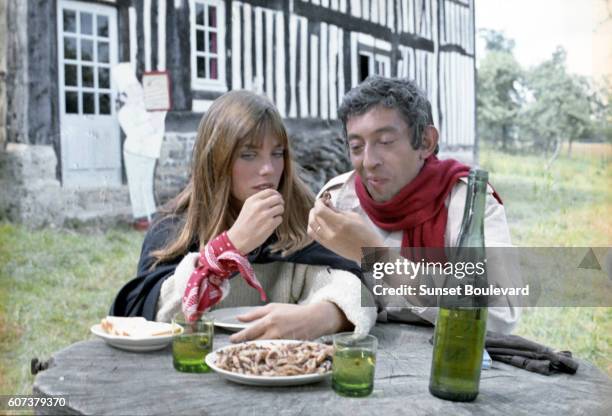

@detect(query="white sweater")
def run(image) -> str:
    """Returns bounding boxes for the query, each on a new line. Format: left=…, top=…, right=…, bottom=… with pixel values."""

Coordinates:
left=155, top=253, right=377, bottom=336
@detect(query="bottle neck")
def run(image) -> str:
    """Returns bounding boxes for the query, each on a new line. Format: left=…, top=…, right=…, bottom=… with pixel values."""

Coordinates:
left=440, top=170, right=489, bottom=308
left=456, top=173, right=487, bottom=248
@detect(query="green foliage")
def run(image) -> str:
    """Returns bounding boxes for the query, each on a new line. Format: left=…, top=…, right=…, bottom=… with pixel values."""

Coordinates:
left=479, top=28, right=516, bottom=53
left=591, top=78, right=612, bottom=144
left=519, top=48, right=594, bottom=154
left=477, top=30, right=609, bottom=155
left=477, top=42, right=523, bottom=150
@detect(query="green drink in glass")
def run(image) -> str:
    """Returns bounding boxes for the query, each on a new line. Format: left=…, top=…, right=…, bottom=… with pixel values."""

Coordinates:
left=332, top=333, right=377, bottom=397
left=172, top=313, right=214, bottom=373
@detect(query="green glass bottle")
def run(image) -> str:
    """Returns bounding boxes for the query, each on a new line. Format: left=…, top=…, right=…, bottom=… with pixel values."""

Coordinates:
left=429, top=168, right=489, bottom=402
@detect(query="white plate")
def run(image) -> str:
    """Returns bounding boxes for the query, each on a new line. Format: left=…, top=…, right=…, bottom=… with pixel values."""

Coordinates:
left=208, top=307, right=262, bottom=332
left=205, top=340, right=332, bottom=386
left=90, top=323, right=178, bottom=352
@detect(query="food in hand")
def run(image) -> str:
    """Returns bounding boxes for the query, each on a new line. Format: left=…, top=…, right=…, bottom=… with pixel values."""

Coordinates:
left=215, top=342, right=334, bottom=376
left=321, top=191, right=333, bottom=207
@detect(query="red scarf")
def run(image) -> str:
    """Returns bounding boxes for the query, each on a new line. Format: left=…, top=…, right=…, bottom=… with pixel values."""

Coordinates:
left=182, top=231, right=267, bottom=322
left=355, top=155, right=502, bottom=248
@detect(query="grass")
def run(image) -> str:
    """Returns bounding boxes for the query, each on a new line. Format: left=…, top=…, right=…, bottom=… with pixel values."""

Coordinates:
left=0, top=224, right=143, bottom=395
left=0, top=144, right=610, bottom=395
left=480, top=144, right=612, bottom=376
left=480, top=145, right=611, bottom=246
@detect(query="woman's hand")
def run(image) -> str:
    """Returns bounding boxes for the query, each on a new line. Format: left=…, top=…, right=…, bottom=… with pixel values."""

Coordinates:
left=229, top=302, right=352, bottom=343
left=227, top=189, right=284, bottom=254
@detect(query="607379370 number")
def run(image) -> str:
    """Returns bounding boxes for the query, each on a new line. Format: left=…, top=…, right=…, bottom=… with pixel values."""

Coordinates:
left=0, top=395, right=68, bottom=410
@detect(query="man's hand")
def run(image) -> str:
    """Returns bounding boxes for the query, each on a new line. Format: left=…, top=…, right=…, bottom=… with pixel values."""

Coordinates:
left=229, top=302, right=351, bottom=343
left=308, top=198, right=384, bottom=263
left=227, top=189, right=284, bottom=254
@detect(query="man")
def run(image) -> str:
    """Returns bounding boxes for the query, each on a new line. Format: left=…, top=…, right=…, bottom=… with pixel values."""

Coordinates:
left=308, top=76, right=520, bottom=334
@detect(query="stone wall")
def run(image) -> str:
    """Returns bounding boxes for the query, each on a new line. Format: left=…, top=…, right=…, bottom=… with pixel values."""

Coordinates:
left=154, top=132, right=195, bottom=204
left=0, top=120, right=351, bottom=227
left=0, top=144, right=63, bottom=226
left=285, top=120, right=352, bottom=191
left=0, top=127, right=473, bottom=228
left=0, top=144, right=131, bottom=227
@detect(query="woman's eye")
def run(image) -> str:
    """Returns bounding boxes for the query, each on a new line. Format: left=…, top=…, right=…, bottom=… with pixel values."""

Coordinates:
left=272, top=151, right=285, bottom=158
left=240, top=152, right=256, bottom=160
left=380, top=139, right=395, bottom=146
left=349, top=145, right=363, bottom=153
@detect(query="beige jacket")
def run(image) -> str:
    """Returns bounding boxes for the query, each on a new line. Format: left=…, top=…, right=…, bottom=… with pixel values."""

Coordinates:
left=318, top=170, right=521, bottom=334
left=155, top=253, right=377, bottom=336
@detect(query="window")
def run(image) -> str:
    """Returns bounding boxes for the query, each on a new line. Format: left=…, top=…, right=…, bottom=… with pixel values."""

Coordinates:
left=59, top=7, right=114, bottom=115
left=358, top=52, right=390, bottom=82
left=190, top=0, right=226, bottom=91
left=352, top=34, right=391, bottom=86
left=375, top=55, right=390, bottom=77
left=358, top=52, right=373, bottom=82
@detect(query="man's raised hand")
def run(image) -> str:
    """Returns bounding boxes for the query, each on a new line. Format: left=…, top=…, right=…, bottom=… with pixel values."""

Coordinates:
left=308, top=198, right=383, bottom=263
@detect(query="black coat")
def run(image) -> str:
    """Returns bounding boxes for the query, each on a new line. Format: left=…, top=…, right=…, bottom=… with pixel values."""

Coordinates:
left=110, top=215, right=362, bottom=320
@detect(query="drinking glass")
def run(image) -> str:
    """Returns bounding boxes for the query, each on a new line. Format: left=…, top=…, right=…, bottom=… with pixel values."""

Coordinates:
left=171, top=313, right=214, bottom=373
left=332, top=333, right=378, bottom=397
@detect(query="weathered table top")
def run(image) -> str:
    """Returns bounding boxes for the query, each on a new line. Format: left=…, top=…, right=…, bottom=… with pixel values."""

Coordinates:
left=33, top=323, right=611, bottom=416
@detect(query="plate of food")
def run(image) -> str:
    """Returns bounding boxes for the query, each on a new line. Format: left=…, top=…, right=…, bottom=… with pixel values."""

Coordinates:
left=207, top=307, right=262, bottom=332
left=90, top=316, right=182, bottom=352
left=205, top=340, right=334, bottom=386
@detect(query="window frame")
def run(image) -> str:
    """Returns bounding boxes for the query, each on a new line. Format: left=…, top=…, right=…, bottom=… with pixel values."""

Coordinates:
left=358, top=51, right=374, bottom=82
left=189, top=0, right=227, bottom=92
left=375, top=55, right=391, bottom=77
left=57, top=0, right=116, bottom=117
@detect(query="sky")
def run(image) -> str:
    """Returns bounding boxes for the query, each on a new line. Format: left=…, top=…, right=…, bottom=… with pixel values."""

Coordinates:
left=475, top=0, right=612, bottom=80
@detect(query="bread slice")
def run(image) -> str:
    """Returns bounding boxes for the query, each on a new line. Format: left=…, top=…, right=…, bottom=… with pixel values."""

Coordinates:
left=101, top=316, right=173, bottom=337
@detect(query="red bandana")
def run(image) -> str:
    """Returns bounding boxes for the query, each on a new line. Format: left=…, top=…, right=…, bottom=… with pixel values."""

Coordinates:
left=355, top=155, right=502, bottom=248
left=182, top=232, right=267, bottom=322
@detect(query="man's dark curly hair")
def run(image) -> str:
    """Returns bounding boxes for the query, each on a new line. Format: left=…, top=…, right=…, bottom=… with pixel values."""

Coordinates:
left=338, top=76, right=438, bottom=154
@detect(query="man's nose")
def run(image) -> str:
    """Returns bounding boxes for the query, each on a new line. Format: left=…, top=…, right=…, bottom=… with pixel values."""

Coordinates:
left=362, top=144, right=381, bottom=170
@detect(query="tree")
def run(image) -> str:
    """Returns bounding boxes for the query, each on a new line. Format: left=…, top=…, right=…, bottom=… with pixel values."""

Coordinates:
left=476, top=30, right=523, bottom=150
left=591, top=78, right=612, bottom=144
left=479, top=28, right=516, bottom=53
left=477, top=32, right=603, bottom=159
left=520, top=47, right=594, bottom=158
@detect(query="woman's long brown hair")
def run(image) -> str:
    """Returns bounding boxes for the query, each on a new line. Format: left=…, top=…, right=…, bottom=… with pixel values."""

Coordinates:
left=151, top=91, right=314, bottom=265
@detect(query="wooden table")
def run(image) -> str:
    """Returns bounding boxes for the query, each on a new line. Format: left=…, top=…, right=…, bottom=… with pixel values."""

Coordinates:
left=33, top=323, right=611, bottom=415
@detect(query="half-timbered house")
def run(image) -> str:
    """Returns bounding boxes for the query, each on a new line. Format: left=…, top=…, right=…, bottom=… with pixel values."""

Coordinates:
left=1, top=0, right=477, bottom=225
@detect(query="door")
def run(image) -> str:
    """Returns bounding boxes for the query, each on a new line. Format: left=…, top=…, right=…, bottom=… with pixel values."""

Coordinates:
left=57, top=0, right=121, bottom=187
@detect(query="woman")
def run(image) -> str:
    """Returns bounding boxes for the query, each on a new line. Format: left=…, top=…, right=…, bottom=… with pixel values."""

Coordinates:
left=111, top=91, right=376, bottom=342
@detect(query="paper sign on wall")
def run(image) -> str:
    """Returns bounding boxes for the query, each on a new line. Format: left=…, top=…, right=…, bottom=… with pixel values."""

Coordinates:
left=142, top=71, right=172, bottom=111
